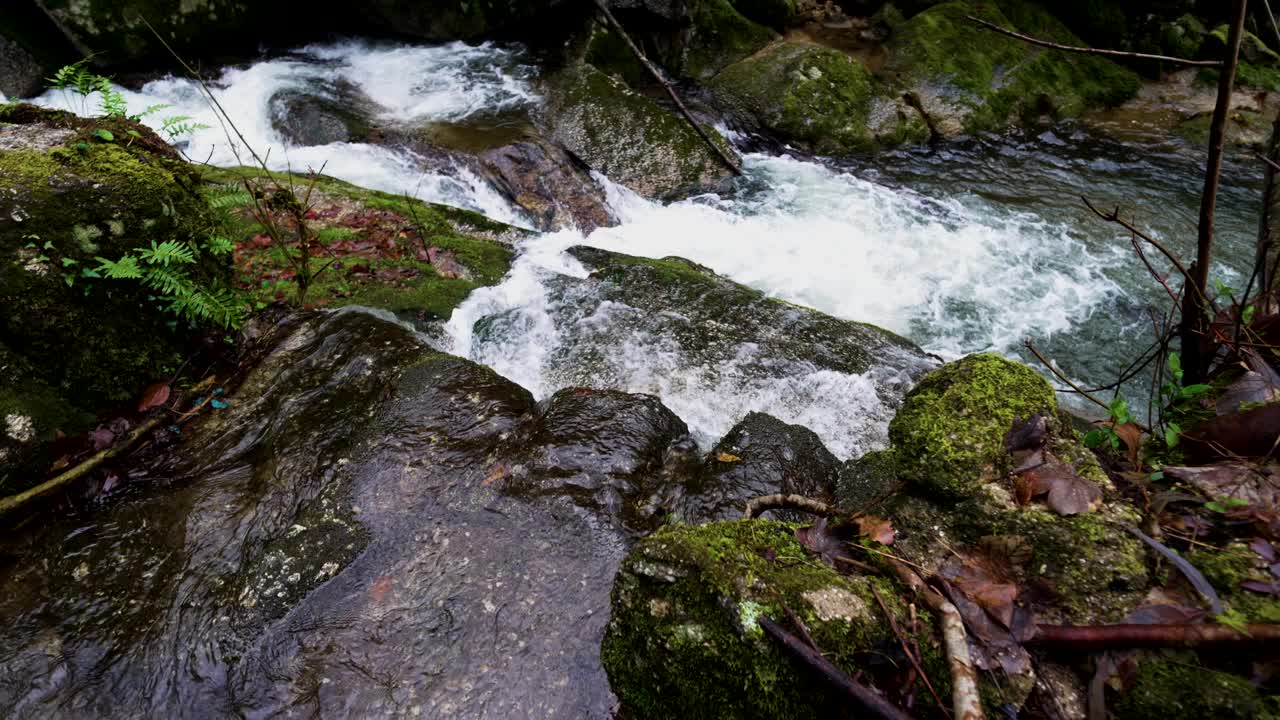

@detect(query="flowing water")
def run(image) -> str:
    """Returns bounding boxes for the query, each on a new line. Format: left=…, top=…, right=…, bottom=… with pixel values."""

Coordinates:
left=24, top=39, right=1265, bottom=458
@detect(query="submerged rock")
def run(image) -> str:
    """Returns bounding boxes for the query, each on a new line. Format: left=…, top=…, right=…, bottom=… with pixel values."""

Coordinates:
left=603, top=520, right=948, bottom=718
left=268, top=82, right=377, bottom=146
left=540, top=63, right=739, bottom=199
left=0, top=104, right=229, bottom=480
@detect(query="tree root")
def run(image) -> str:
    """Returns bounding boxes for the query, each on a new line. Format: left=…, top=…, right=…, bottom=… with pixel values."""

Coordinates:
left=1028, top=623, right=1280, bottom=650
left=743, top=493, right=842, bottom=519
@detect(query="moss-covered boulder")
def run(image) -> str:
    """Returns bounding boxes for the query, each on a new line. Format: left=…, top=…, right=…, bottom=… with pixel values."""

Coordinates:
left=890, top=353, right=1056, bottom=500
left=200, top=166, right=520, bottom=324
left=540, top=63, right=739, bottom=199
left=603, top=520, right=949, bottom=718
left=1114, top=653, right=1280, bottom=719
left=711, top=41, right=928, bottom=154
left=0, top=104, right=227, bottom=482
left=676, top=0, right=778, bottom=80
left=885, top=0, right=1141, bottom=136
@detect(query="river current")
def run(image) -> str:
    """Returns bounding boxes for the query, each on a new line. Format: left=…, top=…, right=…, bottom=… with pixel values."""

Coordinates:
left=20, top=38, right=1266, bottom=458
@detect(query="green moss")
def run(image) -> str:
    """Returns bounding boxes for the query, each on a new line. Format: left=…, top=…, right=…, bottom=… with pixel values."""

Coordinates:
left=679, top=0, right=777, bottom=80
left=888, top=0, right=1141, bottom=134
left=712, top=42, right=884, bottom=154
left=730, top=0, right=796, bottom=31
left=889, top=353, right=1057, bottom=500
left=603, top=520, right=949, bottom=719
left=583, top=23, right=650, bottom=88
left=1115, top=654, right=1279, bottom=720
left=1186, top=543, right=1280, bottom=623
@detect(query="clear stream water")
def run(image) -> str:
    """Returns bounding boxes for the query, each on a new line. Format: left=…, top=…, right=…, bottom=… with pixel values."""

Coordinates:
left=21, top=38, right=1266, bottom=459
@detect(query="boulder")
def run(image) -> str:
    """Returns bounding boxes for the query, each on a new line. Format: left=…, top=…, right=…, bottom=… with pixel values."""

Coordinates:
left=268, top=82, right=377, bottom=147
left=711, top=41, right=928, bottom=154
left=603, top=520, right=949, bottom=718
left=0, top=309, right=706, bottom=717
left=200, top=165, right=520, bottom=326
left=731, top=0, right=797, bottom=31
left=0, top=104, right=230, bottom=482
left=475, top=136, right=616, bottom=232
left=671, top=411, right=842, bottom=522
left=540, top=63, right=739, bottom=199
left=0, top=35, right=44, bottom=100
left=884, top=0, right=1141, bottom=137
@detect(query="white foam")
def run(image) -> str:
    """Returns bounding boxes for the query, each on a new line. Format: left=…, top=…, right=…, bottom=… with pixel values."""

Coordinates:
left=25, top=40, right=536, bottom=225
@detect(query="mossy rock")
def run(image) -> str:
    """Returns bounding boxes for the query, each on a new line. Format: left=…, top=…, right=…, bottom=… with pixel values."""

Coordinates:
left=541, top=63, right=739, bottom=199
left=889, top=353, right=1057, bottom=500
left=885, top=0, right=1141, bottom=136
left=1114, top=654, right=1280, bottom=719
left=603, top=519, right=950, bottom=718
left=711, top=41, right=928, bottom=154
left=198, top=165, right=520, bottom=321
left=1185, top=542, right=1280, bottom=624
left=672, top=0, right=778, bottom=80
left=0, top=104, right=226, bottom=483
left=731, top=0, right=797, bottom=31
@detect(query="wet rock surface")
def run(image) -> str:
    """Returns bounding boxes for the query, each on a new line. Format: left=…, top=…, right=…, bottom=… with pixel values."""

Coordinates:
left=0, top=308, right=782, bottom=718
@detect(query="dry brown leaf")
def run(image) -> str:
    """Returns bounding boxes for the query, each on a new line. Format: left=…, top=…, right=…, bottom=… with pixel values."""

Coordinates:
left=795, top=518, right=846, bottom=566
left=1033, top=461, right=1102, bottom=516
left=138, top=382, right=172, bottom=413
left=941, top=555, right=1019, bottom=629
left=715, top=452, right=742, bottom=463
left=1112, top=422, right=1143, bottom=466
left=854, top=515, right=895, bottom=545
left=483, top=464, right=509, bottom=486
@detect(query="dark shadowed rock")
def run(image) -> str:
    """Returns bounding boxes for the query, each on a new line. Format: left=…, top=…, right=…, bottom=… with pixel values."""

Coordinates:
left=0, top=309, right=714, bottom=718
left=268, top=82, right=377, bottom=146
left=0, top=35, right=44, bottom=99
left=672, top=412, right=841, bottom=522
left=478, top=138, right=615, bottom=231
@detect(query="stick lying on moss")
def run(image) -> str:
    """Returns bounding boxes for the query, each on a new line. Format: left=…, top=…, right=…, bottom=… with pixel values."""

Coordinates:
left=966, top=15, right=1221, bottom=67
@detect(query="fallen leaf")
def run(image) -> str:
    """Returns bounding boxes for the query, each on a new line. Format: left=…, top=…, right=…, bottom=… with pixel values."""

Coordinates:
left=1251, top=538, right=1277, bottom=563
left=138, top=382, right=171, bottom=412
left=1013, top=471, right=1036, bottom=506
left=1032, top=461, right=1102, bottom=515
left=50, top=455, right=71, bottom=471
left=938, top=578, right=1033, bottom=678
left=1242, top=580, right=1278, bottom=595
left=89, top=427, right=115, bottom=451
left=1005, top=413, right=1048, bottom=453
left=979, top=535, right=1033, bottom=566
left=940, top=555, right=1018, bottom=629
left=795, top=518, right=848, bottom=567
left=1165, top=464, right=1279, bottom=509
left=483, top=464, right=509, bottom=486
left=715, top=452, right=742, bottom=464
left=369, top=576, right=394, bottom=604
left=1111, top=422, right=1143, bottom=466
left=854, top=515, right=895, bottom=545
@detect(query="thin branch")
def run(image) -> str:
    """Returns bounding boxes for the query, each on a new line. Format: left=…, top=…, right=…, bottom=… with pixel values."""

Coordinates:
left=0, top=376, right=217, bottom=518
left=1024, top=340, right=1110, bottom=412
left=966, top=16, right=1222, bottom=67
left=885, top=559, right=985, bottom=720
left=589, top=0, right=743, bottom=176
left=744, top=493, right=842, bottom=519
left=1027, top=623, right=1280, bottom=650
left=1081, top=197, right=1195, bottom=285
left=870, top=584, right=950, bottom=716
left=759, top=616, right=915, bottom=720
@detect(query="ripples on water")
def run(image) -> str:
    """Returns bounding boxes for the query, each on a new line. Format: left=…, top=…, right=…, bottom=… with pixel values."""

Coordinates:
left=24, top=40, right=1266, bottom=455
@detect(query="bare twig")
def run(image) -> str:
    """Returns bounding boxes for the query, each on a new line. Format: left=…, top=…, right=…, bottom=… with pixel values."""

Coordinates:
left=744, top=493, right=842, bottom=519
left=1123, top=525, right=1224, bottom=614
left=1081, top=197, right=1196, bottom=285
left=966, top=15, right=1222, bottom=67
left=870, top=584, right=950, bottom=716
left=1027, top=623, right=1280, bottom=650
left=589, top=0, right=743, bottom=176
left=0, top=376, right=218, bottom=519
left=885, top=559, right=985, bottom=720
left=759, top=616, right=915, bottom=720
left=1024, top=340, right=1110, bottom=412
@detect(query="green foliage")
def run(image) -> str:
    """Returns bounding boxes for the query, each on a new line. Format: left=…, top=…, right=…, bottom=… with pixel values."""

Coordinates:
left=48, top=60, right=207, bottom=143
left=95, top=235, right=242, bottom=328
left=1084, top=396, right=1132, bottom=452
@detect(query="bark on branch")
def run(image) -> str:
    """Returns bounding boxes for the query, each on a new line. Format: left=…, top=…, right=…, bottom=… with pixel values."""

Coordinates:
left=760, top=616, right=915, bottom=720
left=966, top=16, right=1222, bottom=67
left=1028, top=623, right=1280, bottom=650
left=743, top=493, right=842, bottom=519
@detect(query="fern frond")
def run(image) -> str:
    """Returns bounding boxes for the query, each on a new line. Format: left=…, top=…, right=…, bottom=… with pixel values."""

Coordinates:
left=140, top=240, right=196, bottom=266
left=94, top=255, right=143, bottom=279
left=208, top=186, right=254, bottom=209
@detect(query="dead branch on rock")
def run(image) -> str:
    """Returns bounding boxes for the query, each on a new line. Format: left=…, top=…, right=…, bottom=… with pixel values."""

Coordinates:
left=870, top=584, right=950, bottom=716
left=1027, top=623, right=1280, bottom=650
left=0, top=376, right=218, bottom=520
left=744, top=493, right=842, bottom=519
left=760, top=616, right=915, bottom=720
left=886, top=558, right=986, bottom=720
left=589, top=0, right=743, bottom=176
left=1024, top=340, right=1114, bottom=414
left=966, top=16, right=1222, bottom=67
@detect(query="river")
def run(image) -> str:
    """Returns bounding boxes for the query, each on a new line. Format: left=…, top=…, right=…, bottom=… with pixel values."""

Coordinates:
left=24, top=37, right=1266, bottom=458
